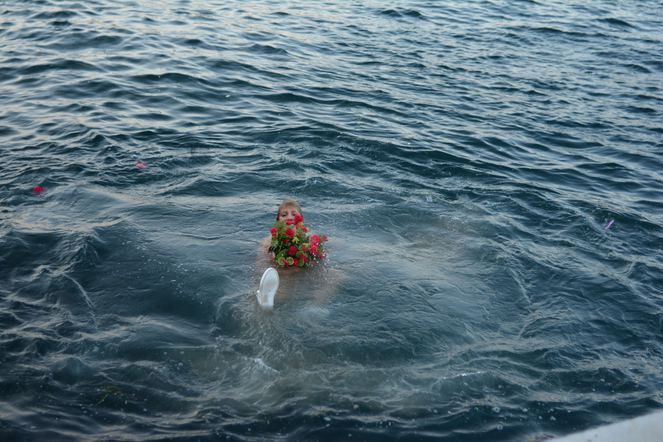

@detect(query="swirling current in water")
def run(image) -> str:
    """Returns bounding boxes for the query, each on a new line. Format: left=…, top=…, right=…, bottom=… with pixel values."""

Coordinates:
left=1, top=1, right=662, bottom=440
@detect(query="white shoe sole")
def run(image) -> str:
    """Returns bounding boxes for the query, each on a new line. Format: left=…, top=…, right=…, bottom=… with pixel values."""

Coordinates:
left=257, top=267, right=279, bottom=309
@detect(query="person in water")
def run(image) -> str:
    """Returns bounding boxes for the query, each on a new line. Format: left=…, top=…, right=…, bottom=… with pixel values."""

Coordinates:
left=256, top=199, right=340, bottom=303
left=259, top=198, right=306, bottom=267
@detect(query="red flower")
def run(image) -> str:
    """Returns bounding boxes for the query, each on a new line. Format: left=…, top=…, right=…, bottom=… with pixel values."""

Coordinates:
left=268, top=218, right=328, bottom=269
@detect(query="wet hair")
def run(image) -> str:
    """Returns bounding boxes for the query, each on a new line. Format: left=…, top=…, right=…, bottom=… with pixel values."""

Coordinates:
left=276, top=199, right=302, bottom=221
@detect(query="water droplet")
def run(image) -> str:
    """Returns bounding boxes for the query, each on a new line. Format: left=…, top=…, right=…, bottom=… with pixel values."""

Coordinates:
left=492, top=406, right=501, bottom=413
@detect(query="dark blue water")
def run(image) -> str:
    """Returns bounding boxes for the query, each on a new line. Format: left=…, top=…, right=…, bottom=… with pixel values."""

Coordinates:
left=1, top=0, right=662, bottom=440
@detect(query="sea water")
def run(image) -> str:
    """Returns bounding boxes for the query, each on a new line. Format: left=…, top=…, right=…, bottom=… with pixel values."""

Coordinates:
left=1, top=0, right=662, bottom=440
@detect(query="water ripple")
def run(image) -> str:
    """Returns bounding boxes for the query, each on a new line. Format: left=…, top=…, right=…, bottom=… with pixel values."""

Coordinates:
left=1, top=0, right=662, bottom=440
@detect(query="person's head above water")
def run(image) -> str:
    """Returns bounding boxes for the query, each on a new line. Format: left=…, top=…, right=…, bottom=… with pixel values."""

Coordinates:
left=276, top=199, right=302, bottom=223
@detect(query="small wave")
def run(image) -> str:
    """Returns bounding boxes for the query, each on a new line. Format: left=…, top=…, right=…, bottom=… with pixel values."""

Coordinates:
left=50, top=19, right=72, bottom=27
left=244, top=43, right=289, bottom=56
left=644, top=59, right=663, bottom=72
left=31, top=10, right=79, bottom=20
left=524, top=25, right=602, bottom=39
left=132, top=112, right=173, bottom=122
left=48, top=78, right=123, bottom=99
left=44, top=33, right=124, bottom=51
left=623, top=105, right=657, bottom=115
left=129, top=72, right=210, bottom=86
left=18, top=59, right=101, bottom=76
left=378, top=8, right=425, bottom=19
left=209, top=58, right=267, bottom=76
left=620, top=63, right=652, bottom=74
left=0, top=126, right=18, bottom=136
left=598, top=17, right=635, bottom=28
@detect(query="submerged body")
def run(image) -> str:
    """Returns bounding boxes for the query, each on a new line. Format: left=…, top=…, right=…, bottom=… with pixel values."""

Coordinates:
left=255, top=200, right=341, bottom=304
left=257, top=234, right=337, bottom=304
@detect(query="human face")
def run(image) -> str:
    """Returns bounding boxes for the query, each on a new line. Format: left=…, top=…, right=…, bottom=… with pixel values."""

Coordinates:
left=278, top=206, right=301, bottom=224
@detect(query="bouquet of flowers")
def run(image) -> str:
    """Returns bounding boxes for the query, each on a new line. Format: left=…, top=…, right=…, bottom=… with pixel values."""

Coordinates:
left=269, top=214, right=327, bottom=268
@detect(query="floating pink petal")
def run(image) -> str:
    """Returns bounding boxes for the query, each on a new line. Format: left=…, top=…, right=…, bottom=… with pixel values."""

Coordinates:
left=32, top=186, right=45, bottom=194
left=135, top=161, right=147, bottom=169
